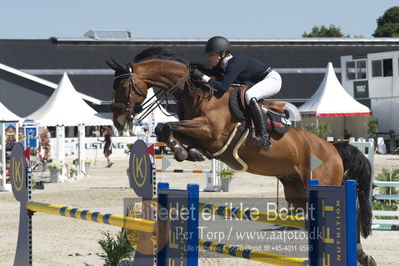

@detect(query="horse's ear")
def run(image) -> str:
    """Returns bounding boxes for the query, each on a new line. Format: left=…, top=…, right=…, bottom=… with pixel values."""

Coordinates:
left=105, top=60, right=117, bottom=70
left=111, top=58, right=127, bottom=71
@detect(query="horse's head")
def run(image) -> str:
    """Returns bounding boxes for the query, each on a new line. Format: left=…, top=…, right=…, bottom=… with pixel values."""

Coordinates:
left=107, top=47, right=215, bottom=131
left=106, top=59, right=148, bottom=131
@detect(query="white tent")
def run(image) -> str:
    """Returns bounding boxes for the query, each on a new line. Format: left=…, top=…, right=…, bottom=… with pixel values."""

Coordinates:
left=299, top=62, right=372, bottom=138
left=147, top=87, right=178, bottom=123
left=26, top=73, right=113, bottom=126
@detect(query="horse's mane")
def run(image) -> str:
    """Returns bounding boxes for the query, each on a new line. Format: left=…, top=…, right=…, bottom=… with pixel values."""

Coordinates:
left=134, top=47, right=189, bottom=64
left=133, top=46, right=221, bottom=77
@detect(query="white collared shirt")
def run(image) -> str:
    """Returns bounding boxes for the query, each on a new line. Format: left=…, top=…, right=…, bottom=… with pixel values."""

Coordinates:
left=221, top=54, right=233, bottom=71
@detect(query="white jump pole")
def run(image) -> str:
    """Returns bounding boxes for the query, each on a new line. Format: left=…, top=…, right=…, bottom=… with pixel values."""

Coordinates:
left=204, top=159, right=222, bottom=192
left=78, top=124, right=85, bottom=178
left=56, top=126, right=65, bottom=177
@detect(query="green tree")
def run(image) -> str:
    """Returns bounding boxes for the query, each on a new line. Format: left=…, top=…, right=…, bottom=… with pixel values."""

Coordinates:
left=302, top=25, right=345, bottom=37
left=367, top=118, right=378, bottom=138
left=304, top=122, right=331, bottom=139
left=373, top=6, right=399, bottom=37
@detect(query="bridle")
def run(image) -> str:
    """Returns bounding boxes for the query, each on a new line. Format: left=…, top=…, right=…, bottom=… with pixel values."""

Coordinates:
left=110, top=64, right=215, bottom=125
left=111, top=67, right=187, bottom=124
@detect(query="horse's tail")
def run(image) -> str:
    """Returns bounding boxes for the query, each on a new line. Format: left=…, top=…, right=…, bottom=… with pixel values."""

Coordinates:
left=333, top=142, right=372, bottom=238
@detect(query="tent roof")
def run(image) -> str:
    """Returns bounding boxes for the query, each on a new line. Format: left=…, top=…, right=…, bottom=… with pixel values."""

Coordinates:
left=0, top=101, right=22, bottom=122
left=25, top=73, right=113, bottom=126
left=298, top=62, right=371, bottom=117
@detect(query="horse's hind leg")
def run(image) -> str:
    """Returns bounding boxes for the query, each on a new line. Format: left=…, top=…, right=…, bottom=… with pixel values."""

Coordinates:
left=356, top=221, right=377, bottom=266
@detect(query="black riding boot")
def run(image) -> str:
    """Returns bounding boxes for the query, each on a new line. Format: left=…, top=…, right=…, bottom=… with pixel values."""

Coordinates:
left=249, top=97, right=271, bottom=151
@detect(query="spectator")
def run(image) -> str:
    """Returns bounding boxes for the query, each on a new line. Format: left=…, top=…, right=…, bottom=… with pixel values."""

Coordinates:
left=92, top=126, right=100, bottom=137
left=102, top=127, right=113, bottom=168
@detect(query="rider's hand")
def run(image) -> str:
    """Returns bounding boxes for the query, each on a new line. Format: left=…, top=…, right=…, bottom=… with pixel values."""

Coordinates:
left=190, top=68, right=203, bottom=80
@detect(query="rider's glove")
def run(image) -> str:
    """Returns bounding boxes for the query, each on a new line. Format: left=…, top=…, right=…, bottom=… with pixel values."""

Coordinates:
left=190, top=68, right=204, bottom=80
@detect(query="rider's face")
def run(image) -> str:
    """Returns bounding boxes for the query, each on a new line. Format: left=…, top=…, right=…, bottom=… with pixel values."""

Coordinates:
left=207, top=52, right=221, bottom=67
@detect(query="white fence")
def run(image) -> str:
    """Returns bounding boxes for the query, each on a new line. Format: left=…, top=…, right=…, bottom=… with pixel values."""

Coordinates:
left=350, top=139, right=399, bottom=229
left=49, top=135, right=157, bottom=161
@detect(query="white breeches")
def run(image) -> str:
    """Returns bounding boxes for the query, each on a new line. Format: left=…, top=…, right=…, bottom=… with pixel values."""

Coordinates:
left=245, top=70, right=282, bottom=105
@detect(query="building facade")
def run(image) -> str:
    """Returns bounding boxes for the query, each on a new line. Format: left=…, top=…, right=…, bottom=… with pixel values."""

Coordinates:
left=1, top=36, right=399, bottom=134
left=341, top=50, right=399, bottom=133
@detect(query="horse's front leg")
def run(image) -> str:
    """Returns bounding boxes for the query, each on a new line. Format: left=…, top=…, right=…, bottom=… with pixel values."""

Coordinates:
left=155, top=122, right=189, bottom=161
left=155, top=118, right=214, bottom=161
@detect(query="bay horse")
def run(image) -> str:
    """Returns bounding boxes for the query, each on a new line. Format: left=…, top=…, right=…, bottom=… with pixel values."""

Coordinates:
left=107, top=48, right=375, bottom=265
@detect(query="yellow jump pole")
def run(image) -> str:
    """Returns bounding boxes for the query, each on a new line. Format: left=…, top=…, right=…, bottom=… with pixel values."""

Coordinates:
left=199, top=240, right=307, bottom=266
left=199, top=203, right=305, bottom=229
left=27, top=201, right=156, bottom=233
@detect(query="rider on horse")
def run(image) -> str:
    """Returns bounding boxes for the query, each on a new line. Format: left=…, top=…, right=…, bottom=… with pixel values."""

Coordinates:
left=191, top=36, right=282, bottom=150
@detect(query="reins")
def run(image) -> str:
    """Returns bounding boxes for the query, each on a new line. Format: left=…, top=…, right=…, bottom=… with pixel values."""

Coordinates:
left=112, top=63, right=215, bottom=124
left=135, top=75, right=189, bottom=123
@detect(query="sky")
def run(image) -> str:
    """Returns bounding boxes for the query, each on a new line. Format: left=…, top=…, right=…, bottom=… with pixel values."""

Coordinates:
left=0, top=1, right=397, bottom=39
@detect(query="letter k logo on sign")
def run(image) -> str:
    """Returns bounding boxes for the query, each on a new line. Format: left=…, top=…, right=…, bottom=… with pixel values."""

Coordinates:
left=132, top=154, right=147, bottom=187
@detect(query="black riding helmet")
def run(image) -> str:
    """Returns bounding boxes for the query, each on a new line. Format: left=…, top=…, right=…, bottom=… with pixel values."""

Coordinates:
left=205, top=36, right=231, bottom=54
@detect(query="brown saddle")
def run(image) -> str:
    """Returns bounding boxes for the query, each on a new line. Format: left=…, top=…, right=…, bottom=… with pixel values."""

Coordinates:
left=236, top=85, right=286, bottom=113
left=213, top=86, right=289, bottom=170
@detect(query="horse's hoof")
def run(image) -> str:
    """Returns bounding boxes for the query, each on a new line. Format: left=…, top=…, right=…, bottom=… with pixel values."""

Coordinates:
left=358, top=253, right=377, bottom=266
left=364, top=255, right=377, bottom=266
left=174, top=150, right=188, bottom=162
left=168, top=140, right=188, bottom=161
left=187, top=148, right=205, bottom=162
left=155, top=123, right=168, bottom=142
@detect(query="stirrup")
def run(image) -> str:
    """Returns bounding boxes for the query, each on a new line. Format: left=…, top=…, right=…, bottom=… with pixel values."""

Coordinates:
left=252, top=134, right=271, bottom=151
